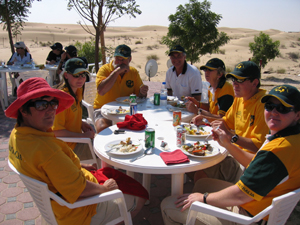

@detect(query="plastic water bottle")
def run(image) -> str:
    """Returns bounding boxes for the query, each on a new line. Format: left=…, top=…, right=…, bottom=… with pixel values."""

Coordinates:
left=32, top=60, right=36, bottom=69
left=160, top=82, right=167, bottom=106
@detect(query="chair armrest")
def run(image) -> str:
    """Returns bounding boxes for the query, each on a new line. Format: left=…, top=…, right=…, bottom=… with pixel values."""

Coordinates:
left=48, top=189, right=124, bottom=208
left=186, top=201, right=271, bottom=225
left=82, top=100, right=95, bottom=125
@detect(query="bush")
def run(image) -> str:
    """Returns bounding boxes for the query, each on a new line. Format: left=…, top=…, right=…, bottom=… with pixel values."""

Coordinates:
left=146, top=55, right=159, bottom=61
left=226, top=66, right=233, bottom=73
left=147, top=46, right=153, bottom=50
left=287, top=52, right=300, bottom=60
left=280, top=44, right=286, bottom=49
left=277, top=68, right=286, bottom=74
left=74, top=39, right=102, bottom=64
left=135, top=40, right=142, bottom=44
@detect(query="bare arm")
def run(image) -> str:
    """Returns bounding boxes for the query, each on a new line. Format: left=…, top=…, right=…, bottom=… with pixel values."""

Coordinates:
left=176, top=185, right=253, bottom=212
left=211, top=120, right=259, bottom=153
left=79, top=179, right=118, bottom=198
left=97, top=64, right=129, bottom=96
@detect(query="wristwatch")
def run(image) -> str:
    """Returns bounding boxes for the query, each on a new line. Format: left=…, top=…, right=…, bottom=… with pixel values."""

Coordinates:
left=203, top=192, right=209, bottom=204
left=231, top=134, right=239, bottom=143
left=198, top=109, right=202, bottom=115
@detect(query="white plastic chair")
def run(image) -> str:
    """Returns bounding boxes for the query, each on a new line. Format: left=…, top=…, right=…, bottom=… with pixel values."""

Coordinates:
left=201, top=81, right=210, bottom=104
left=15, top=70, right=52, bottom=87
left=186, top=187, right=300, bottom=225
left=0, top=79, right=5, bottom=110
left=82, top=81, right=98, bottom=127
left=57, top=137, right=98, bottom=167
left=88, top=57, right=110, bottom=77
left=8, top=160, right=133, bottom=225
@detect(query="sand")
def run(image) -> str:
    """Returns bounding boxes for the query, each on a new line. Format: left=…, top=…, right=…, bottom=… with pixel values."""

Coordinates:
left=1, top=22, right=300, bottom=91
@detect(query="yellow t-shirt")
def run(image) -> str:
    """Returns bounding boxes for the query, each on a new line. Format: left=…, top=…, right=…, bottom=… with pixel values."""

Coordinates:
left=9, top=126, right=97, bottom=225
left=52, top=87, right=82, bottom=149
left=223, top=89, right=269, bottom=153
left=93, top=60, right=143, bottom=109
left=208, top=81, right=234, bottom=115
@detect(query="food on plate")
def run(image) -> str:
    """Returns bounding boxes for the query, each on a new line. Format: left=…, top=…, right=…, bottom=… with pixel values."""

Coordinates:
left=170, top=102, right=186, bottom=108
left=112, top=137, right=139, bottom=153
left=181, top=95, right=185, bottom=101
left=122, top=98, right=130, bottom=102
left=111, top=106, right=129, bottom=114
left=182, top=142, right=211, bottom=156
left=183, top=124, right=210, bottom=135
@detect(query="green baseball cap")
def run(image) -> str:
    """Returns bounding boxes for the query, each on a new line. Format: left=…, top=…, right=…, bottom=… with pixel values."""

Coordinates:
left=168, top=45, right=186, bottom=56
left=65, top=58, right=88, bottom=75
left=114, top=44, right=131, bottom=58
left=200, top=58, right=225, bottom=71
left=226, top=61, right=260, bottom=80
left=261, top=85, right=300, bottom=108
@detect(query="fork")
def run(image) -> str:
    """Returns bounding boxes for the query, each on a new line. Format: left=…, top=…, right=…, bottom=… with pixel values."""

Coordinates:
left=204, top=125, right=220, bottom=144
left=130, top=147, right=153, bottom=162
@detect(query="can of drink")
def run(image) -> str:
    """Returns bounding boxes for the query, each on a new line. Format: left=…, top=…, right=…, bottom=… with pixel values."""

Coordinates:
left=145, top=128, right=155, bottom=148
left=176, top=128, right=186, bottom=147
left=130, top=103, right=137, bottom=115
left=129, top=94, right=137, bottom=104
left=154, top=93, right=160, bottom=105
left=173, top=111, right=182, bottom=126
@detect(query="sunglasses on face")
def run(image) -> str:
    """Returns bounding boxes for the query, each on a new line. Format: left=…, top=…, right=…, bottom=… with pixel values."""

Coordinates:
left=264, top=102, right=294, bottom=114
left=231, top=77, right=249, bottom=83
left=70, top=72, right=89, bottom=78
left=28, top=99, right=59, bottom=111
left=16, top=48, right=24, bottom=50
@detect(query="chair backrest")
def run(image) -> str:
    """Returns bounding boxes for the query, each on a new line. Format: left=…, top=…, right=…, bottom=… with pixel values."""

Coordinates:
left=15, top=70, right=52, bottom=87
left=8, top=161, right=58, bottom=225
left=84, top=81, right=98, bottom=106
left=201, top=81, right=210, bottom=103
left=267, top=188, right=300, bottom=225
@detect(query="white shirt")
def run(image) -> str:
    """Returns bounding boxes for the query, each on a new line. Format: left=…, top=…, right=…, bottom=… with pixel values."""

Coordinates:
left=165, top=61, right=202, bottom=99
left=8, top=52, right=32, bottom=65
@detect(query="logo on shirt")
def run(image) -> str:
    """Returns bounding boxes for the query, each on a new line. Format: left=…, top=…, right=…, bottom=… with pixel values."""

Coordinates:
left=126, top=80, right=134, bottom=88
left=250, top=115, right=255, bottom=127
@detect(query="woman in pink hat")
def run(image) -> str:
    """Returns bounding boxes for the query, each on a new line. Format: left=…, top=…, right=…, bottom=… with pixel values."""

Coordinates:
left=6, top=77, right=148, bottom=225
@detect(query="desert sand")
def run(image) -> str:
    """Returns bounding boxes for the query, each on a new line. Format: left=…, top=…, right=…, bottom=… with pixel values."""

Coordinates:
left=1, top=22, right=300, bottom=91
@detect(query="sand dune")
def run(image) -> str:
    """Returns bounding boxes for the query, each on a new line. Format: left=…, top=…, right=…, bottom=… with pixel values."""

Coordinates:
left=1, top=22, right=300, bottom=90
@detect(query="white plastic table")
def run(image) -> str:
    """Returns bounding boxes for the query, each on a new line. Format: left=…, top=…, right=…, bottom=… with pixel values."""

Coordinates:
left=100, top=98, right=195, bottom=124
left=94, top=121, right=228, bottom=196
left=43, top=64, right=57, bottom=85
left=0, top=66, right=39, bottom=107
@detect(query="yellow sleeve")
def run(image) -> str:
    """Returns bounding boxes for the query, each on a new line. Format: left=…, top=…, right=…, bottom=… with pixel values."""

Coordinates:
left=52, top=108, right=67, bottom=131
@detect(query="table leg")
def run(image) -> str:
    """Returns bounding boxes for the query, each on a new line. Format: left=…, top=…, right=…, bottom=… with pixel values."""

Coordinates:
left=171, top=173, right=184, bottom=195
left=0, top=72, right=8, bottom=107
left=143, top=174, right=151, bottom=205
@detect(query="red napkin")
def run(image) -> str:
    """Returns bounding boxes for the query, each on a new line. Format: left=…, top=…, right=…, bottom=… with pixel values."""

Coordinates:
left=90, top=167, right=149, bottom=200
left=160, top=150, right=190, bottom=165
left=116, top=113, right=148, bottom=130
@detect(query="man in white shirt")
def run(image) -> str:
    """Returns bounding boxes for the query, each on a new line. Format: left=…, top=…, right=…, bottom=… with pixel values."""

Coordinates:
left=165, top=45, right=202, bottom=101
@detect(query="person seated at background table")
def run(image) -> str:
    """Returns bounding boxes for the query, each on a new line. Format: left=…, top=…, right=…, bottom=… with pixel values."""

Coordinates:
left=191, top=61, right=269, bottom=183
left=7, top=41, right=32, bottom=66
left=165, top=45, right=202, bottom=101
left=46, top=42, right=65, bottom=65
left=93, top=44, right=149, bottom=133
left=5, top=77, right=148, bottom=225
left=161, top=84, right=300, bottom=225
left=185, top=58, right=234, bottom=121
left=52, top=58, right=95, bottom=161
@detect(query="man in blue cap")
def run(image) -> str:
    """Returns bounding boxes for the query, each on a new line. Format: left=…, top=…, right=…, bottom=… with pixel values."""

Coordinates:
left=93, top=44, right=148, bottom=133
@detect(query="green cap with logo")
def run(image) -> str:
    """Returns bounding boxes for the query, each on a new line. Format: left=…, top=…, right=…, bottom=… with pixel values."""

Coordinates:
left=168, top=45, right=186, bottom=56
left=226, top=61, right=260, bottom=80
left=65, top=58, right=88, bottom=75
left=200, top=58, right=225, bottom=71
left=261, top=85, right=300, bottom=108
left=114, top=44, right=131, bottom=58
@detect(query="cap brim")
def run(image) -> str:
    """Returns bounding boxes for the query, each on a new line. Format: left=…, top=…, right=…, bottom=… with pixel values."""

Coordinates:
left=261, top=95, right=294, bottom=107
left=72, top=68, right=89, bottom=75
left=225, top=73, right=247, bottom=79
left=200, top=65, right=217, bottom=70
left=114, top=53, right=129, bottom=59
left=168, top=51, right=184, bottom=56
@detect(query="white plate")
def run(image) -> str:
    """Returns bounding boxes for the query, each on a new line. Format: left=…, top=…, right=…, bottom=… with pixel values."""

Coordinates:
left=104, top=139, right=143, bottom=155
left=181, top=142, right=219, bottom=158
left=182, top=124, right=212, bottom=137
left=107, top=107, right=130, bottom=115
left=115, top=96, right=146, bottom=104
left=166, top=105, right=187, bottom=112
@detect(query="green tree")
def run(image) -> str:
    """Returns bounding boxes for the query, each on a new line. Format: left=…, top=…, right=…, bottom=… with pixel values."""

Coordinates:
left=75, top=38, right=102, bottom=64
left=67, top=0, right=141, bottom=72
left=161, top=0, right=229, bottom=65
left=0, top=0, right=41, bottom=54
left=249, top=32, right=280, bottom=69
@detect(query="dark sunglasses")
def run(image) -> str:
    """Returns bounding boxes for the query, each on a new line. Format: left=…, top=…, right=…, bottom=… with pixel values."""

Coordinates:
left=16, top=48, right=24, bottom=50
left=28, top=99, right=59, bottom=111
left=231, top=77, right=249, bottom=83
left=264, top=102, right=294, bottom=114
left=69, top=72, right=89, bottom=78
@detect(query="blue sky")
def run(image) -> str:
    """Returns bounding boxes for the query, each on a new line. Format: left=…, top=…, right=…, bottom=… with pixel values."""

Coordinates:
left=27, top=0, right=300, bottom=32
